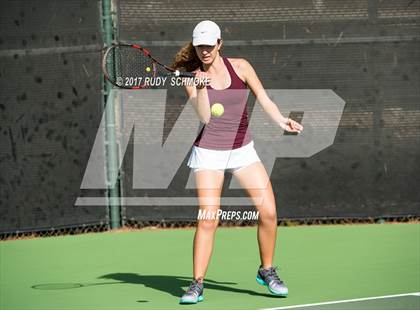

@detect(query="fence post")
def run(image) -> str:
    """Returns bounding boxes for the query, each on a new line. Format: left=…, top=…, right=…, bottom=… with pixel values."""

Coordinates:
left=101, top=0, right=121, bottom=229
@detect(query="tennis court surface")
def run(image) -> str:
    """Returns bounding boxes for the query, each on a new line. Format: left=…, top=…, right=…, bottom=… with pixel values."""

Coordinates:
left=1, top=223, right=419, bottom=310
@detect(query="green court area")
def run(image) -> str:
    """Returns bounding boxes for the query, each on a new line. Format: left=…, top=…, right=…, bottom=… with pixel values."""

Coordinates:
left=1, top=223, right=419, bottom=310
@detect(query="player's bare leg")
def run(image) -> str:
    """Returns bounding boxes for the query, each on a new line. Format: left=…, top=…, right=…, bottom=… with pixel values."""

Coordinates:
left=233, top=162, right=277, bottom=267
left=233, top=162, right=288, bottom=296
left=180, top=169, right=224, bottom=304
left=193, top=169, right=224, bottom=280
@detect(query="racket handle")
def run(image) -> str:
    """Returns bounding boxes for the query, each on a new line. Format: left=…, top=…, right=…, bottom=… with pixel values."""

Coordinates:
left=174, top=70, right=196, bottom=78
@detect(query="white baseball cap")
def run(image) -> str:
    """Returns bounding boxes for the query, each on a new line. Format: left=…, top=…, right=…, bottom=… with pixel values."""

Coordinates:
left=192, top=20, right=221, bottom=46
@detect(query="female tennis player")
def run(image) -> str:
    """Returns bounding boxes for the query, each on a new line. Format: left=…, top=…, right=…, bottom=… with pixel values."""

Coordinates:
left=172, top=20, right=303, bottom=304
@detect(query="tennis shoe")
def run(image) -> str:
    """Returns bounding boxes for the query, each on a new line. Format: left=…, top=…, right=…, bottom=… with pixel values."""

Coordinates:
left=256, top=265, right=288, bottom=297
left=179, top=279, right=204, bottom=304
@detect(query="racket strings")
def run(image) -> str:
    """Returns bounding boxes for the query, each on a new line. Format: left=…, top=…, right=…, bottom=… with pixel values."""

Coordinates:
left=106, top=46, right=155, bottom=87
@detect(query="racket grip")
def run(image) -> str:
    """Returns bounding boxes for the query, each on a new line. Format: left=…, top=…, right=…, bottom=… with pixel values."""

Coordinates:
left=174, top=70, right=196, bottom=78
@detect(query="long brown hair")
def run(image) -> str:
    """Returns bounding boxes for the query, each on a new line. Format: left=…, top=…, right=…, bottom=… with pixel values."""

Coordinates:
left=171, top=39, right=223, bottom=72
left=171, top=42, right=201, bottom=72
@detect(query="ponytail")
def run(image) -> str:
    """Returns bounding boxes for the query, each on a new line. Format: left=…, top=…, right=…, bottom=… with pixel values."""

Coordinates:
left=171, top=42, right=201, bottom=72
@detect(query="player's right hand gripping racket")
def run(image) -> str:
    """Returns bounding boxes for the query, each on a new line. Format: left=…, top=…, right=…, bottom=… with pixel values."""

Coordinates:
left=102, top=43, right=195, bottom=89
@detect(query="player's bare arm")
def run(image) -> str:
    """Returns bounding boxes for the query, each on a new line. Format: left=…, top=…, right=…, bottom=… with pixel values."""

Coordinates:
left=230, top=58, right=303, bottom=133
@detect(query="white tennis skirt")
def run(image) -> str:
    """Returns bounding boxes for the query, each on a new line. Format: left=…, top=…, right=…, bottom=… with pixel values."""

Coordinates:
left=187, top=140, right=261, bottom=171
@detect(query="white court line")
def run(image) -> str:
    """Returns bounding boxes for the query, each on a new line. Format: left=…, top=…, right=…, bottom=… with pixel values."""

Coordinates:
left=260, top=292, right=420, bottom=310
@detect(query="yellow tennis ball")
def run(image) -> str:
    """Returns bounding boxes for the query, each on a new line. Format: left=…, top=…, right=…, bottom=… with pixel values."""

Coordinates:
left=146, top=66, right=151, bottom=72
left=211, top=103, right=224, bottom=117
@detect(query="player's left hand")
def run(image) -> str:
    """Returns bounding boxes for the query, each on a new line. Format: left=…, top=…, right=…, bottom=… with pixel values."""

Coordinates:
left=281, top=118, right=303, bottom=133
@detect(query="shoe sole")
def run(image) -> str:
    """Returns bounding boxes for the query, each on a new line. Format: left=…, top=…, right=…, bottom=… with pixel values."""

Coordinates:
left=256, top=276, right=288, bottom=297
left=179, top=295, right=204, bottom=304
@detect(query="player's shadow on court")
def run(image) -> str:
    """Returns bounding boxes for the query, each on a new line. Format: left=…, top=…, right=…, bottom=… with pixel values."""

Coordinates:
left=99, top=273, right=280, bottom=298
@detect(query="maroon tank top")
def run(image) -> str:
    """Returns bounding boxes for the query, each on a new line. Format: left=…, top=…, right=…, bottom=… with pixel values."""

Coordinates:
left=193, top=57, right=252, bottom=150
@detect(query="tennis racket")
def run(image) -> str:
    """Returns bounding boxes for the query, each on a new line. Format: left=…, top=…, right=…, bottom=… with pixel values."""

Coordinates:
left=102, top=43, right=195, bottom=89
